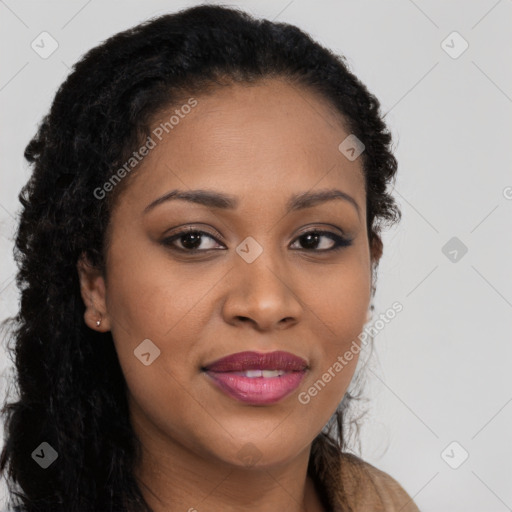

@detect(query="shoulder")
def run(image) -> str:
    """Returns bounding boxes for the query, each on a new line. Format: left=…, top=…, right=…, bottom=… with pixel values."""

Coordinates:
left=339, top=452, right=421, bottom=512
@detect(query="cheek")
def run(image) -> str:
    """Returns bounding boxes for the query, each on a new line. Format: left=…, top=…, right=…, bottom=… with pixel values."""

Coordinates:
left=300, top=261, right=371, bottom=401
left=104, top=255, right=213, bottom=446
left=105, top=243, right=218, bottom=342
left=307, top=258, right=371, bottom=340
left=104, top=245, right=216, bottom=403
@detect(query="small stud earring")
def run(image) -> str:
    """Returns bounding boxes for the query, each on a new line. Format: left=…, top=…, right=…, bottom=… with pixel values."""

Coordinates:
left=96, top=317, right=102, bottom=327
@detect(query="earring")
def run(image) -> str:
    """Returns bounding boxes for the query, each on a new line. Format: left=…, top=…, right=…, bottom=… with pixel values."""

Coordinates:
left=96, top=316, right=102, bottom=327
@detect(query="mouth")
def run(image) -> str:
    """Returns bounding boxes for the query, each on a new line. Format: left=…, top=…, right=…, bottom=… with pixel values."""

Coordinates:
left=201, top=350, right=308, bottom=405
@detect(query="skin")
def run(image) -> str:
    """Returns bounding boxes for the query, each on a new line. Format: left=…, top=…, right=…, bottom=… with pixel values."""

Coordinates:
left=78, top=78, right=382, bottom=512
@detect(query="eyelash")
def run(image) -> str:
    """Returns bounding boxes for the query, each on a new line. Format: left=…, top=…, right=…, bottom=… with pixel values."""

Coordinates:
left=161, top=227, right=353, bottom=254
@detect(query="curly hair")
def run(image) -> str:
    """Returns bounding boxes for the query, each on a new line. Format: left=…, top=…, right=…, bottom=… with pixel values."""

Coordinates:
left=0, top=4, right=400, bottom=511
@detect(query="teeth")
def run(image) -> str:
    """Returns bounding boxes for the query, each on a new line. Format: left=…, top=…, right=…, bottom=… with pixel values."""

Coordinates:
left=242, top=370, right=286, bottom=378
left=244, top=370, right=262, bottom=378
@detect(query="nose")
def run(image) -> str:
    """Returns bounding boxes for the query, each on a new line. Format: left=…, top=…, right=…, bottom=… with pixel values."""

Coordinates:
left=221, top=246, right=303, bottom=332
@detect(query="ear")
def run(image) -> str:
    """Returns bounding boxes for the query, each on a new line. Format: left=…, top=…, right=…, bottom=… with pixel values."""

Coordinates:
left=370, top=233, right=383, bottom=264
left=77, top=252, right=111, bottom=332
left=366, top=234, right=383, bottom=323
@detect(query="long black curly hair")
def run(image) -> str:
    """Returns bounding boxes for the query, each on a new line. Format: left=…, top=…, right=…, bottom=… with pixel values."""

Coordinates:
left=0, top=4, right=400, bottom=511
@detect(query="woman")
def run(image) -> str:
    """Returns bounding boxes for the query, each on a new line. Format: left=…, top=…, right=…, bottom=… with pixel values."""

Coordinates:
left=0, top=4, right=420, bottom=511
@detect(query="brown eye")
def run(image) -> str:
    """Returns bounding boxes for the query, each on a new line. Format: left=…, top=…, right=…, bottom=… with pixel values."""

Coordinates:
left=290, top=230, right=352, bottom=251
left=162, top=229, right=224, bottom=252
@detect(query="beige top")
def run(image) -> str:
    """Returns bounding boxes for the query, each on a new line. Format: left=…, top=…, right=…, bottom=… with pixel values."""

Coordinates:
left=333, top=453, right=421, bottom=511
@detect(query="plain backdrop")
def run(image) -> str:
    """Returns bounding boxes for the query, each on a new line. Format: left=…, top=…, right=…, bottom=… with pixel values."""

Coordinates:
left=1, top=1, right=511, bottom=510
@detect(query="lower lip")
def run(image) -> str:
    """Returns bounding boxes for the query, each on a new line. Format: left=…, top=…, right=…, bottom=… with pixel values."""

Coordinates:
left=204, top=370, right=307, bottom=405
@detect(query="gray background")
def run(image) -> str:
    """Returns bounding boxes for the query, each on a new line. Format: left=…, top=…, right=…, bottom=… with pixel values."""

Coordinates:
left=1, top=1, right=511, bottom=510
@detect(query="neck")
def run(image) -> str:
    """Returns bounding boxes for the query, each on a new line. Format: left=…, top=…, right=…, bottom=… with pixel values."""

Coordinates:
left=132, top=420, right=325, bottom=512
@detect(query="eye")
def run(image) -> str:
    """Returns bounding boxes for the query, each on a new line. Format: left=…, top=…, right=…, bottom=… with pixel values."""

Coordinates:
left=290, top=230, right=352, bottom=251
left=161, top=227, right=224, bottom=252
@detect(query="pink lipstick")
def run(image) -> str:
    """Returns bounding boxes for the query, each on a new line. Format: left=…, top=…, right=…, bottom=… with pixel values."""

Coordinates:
left=202, top=351, right=308, bottom=405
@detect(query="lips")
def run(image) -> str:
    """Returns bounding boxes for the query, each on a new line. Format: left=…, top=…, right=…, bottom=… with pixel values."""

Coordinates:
left=202, top=351, right=308, bottom=405
left=202, top=350, right=308, bottom=373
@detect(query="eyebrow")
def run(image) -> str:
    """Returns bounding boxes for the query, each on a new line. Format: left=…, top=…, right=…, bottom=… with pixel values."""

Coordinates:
left=143, top=188, right=360, bottom=218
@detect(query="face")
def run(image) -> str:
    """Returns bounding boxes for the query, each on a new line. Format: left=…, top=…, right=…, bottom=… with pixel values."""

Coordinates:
left=79, top=79, right=378, bottom=471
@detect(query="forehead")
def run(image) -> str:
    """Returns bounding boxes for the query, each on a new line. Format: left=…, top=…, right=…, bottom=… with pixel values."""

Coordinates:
left=113, top=79, right=366, bottom=215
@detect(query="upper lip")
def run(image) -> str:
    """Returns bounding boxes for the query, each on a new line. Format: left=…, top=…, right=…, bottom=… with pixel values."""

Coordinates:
left=202, top=350, right=308, bottom=372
